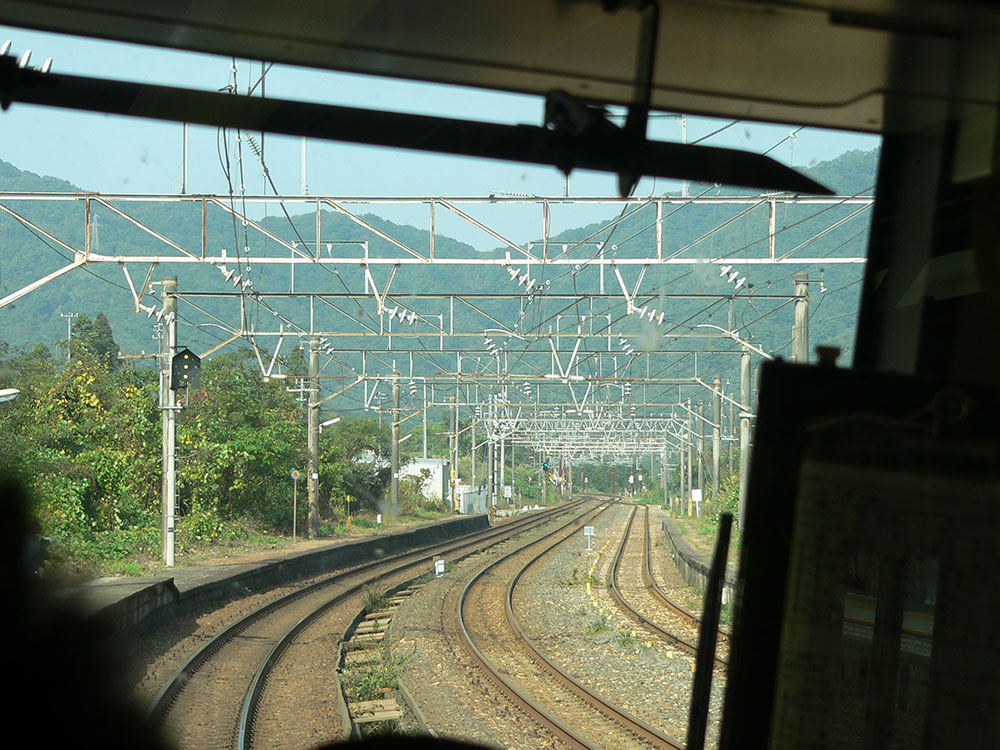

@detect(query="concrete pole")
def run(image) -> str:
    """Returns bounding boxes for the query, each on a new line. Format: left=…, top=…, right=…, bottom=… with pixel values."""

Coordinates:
left=739, top=346, right=752, bottom=529
left=471, top=417, right=477, bottom=487
left=713, top=375, right=722, bottom=498
left=500, top=437, right=506, bottom=501
left=181, top=123, right=189, bottom=194
left=161, top=277, right=178, bottom=566
left=543, top=454, right=549, bottom=504
left=728, top=397, right=736, bottom=476
left=451, top=395, right=458, bottom=511
left=307, top=338, right=320, bottom=538
left=568, top=460, right=573, bottom=498
left=793, top=271, right=810, bottom=363
left=678, top=444, right=685, bottom=508
left=391, top=373, right=399, bottom=508
left=696, top=400, right=705, bottom=497
left=686, top=412, right=694, bottom=513
left=488, top=438, right=495, bottom=508
left=422, top=383, right=427, bottom=459
left=662, top=449, right=668, bottom=508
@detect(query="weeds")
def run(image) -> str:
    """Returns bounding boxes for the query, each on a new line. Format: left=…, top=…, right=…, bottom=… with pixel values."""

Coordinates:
left=362, top=583, right=391, bottom=614
left=617, top=629, right=638, bottom=648
left=560, top=567, right=580, bottom=586
left=588, top=614, right=610, bottom=634
left=342, top=647, right=407, bottom=702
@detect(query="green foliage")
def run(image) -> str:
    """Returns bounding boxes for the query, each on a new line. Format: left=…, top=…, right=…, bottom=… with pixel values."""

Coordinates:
left=0, top=336, right=398, bottom=574
left=588, top=614, right=610, bottom=634
left=362, top=583, right=391, bottom=614
left=617, top=629, right=638, bottom=648
left=341, top=647, right=407, bottom=703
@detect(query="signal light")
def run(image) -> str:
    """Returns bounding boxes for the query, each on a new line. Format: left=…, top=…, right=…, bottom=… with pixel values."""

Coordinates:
left=171, top=347, right=201, bottom=390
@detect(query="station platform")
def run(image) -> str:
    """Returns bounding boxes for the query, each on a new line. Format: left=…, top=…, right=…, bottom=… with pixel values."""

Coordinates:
left=77, top=514, right=489, bottom=634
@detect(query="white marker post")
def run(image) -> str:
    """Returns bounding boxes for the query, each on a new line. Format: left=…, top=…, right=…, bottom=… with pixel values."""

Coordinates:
left=584, top=525, right=595, bottom=551
left=435, top=559, right=445, bottom=578
left=290, top=469, right=301, bottom=538
left=692, top=488, right=703, bottom=517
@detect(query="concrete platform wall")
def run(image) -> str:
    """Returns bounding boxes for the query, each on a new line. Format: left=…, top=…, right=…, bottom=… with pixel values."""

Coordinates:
left=660, top=517, right=738, bottom=604
left=92, top=514, right=488, bottom=634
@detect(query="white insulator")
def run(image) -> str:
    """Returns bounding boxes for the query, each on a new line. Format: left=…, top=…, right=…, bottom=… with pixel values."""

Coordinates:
left=406, top=310, right=417, bottom=324
left=728, top=271, right=739, bottom=283
left=647, top=309, right=656, bottom=322
left=397, top=308, right=407, bottom=321
left=719, top=264, right=732, bottom=276
left=222, top=269, right=235, bottom=282
left=657, top=312, right=666, bottom=325
left=735, top=277, right=746, bottom=290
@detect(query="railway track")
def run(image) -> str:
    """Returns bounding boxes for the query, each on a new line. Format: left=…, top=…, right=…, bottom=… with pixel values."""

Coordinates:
left=458, top=502, right=685, bottom=749
left=608, top=505, right=729, bottom=671
left=144, top=496, right=595, bottom=749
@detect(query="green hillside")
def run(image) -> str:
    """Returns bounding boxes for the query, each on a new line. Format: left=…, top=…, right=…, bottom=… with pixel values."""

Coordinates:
left=0, top=149, right=877, bottom=405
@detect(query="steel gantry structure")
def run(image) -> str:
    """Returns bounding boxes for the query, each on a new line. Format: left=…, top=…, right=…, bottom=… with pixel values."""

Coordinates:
left=0, top=190, right=870, bottom=549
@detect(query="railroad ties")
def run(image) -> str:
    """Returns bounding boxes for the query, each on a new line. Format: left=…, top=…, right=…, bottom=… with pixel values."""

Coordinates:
left=340, top=584, right=424, bottom=729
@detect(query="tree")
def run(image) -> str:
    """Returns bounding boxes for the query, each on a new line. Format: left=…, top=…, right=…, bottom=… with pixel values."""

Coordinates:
left=89, top=313, right=119, bottom=368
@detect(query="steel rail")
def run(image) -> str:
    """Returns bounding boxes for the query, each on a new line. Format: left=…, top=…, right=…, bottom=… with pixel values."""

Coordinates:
left=609, top=505, right=729, bottom=671
left=236, top=495, right=592, bottom=749
left=456, top=504, right=610, bottom=750
left=507, top=504, right=685, bottom=749
left=457, top=501, right=682, bottom=749
left=642, top=506, right=733, bottom=644
left=145, top=496, right=591, bottom=730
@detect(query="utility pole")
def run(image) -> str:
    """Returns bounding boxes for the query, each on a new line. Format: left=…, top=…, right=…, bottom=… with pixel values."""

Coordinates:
left=490, top=437, right=497, bottom=508
left=728, top=397, right=736, bottom=476
left=451, top=395, right=458, bottom=511
left=679, top=441, right=685, bottom=507
left=301, top=136, right=308, bottom=194
left=567, top=460, right=573, bottom=498
left=697, top=400, right=705, bottom=498
left=661, top=448, right=668, bottom=508
left=739, top=346, right=752, bottom=529
left=391, top=370, right=399, bottom=508
left=181, top=122, right=189, bottom=194
left=307, top=337, right=319, bottom=538
left=160, top=277, right=177, bottom=566
left=471, top=415, right=477, bottom=488
left=500, top=436, right=506, bottom=503
left=793, top=271, right=810, bottom=363
left=422, top=383, right=428, bottom=459
left=686, top=411, right=694, bottom=513
left=611, top=464, right=616, bottom=496
left=712, top=375, right=722, bottom=498
left=59, top=311, right=78, bottom=362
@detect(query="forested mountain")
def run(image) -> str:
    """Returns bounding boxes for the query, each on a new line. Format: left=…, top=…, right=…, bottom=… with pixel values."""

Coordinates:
left=0, top=148, right=877, bottom=388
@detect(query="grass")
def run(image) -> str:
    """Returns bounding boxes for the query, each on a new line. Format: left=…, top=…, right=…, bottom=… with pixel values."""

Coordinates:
left=341, top=647, right=407, bottom=702
left=617, top=629, right=638, bottom=648
left=588, top=614, right=611, bottom=634
left=362, top=583, right=391, bottom=614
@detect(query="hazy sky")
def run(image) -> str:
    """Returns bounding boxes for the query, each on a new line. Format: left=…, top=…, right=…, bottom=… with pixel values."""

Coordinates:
left=0, top=24, right=881, bottom=249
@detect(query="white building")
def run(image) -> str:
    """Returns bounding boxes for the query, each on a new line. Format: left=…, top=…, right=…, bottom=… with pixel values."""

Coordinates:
left=399, top=457, right=450, bottom=502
